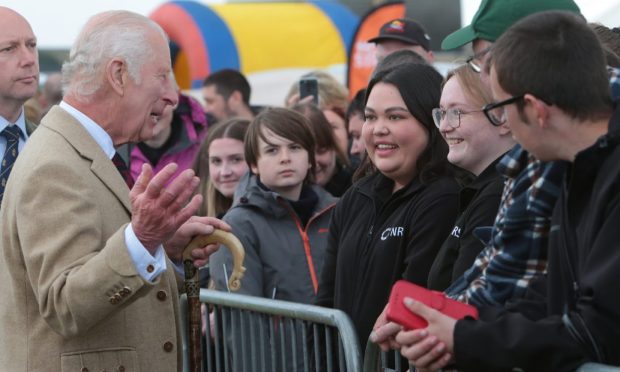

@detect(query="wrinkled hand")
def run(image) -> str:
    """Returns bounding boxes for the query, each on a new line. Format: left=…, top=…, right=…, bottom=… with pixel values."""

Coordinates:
left=130, top=163, right=202, bottom=253
left=164, top=215, right=231, bottom=266
left=370, top=304, right=403, bottom=352
left=395, top=298, right=456, bottom=371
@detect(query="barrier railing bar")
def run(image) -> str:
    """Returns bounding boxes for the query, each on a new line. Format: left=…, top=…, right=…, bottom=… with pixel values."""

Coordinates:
left=313, top=323, right=321, bottom=371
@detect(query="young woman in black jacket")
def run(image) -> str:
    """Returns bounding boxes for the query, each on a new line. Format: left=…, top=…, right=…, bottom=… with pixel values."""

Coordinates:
left=315, top=63, right=460, bottom=351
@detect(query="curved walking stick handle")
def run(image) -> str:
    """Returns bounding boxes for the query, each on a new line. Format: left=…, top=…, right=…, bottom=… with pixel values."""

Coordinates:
left=182, top=229, right=246, bottom=291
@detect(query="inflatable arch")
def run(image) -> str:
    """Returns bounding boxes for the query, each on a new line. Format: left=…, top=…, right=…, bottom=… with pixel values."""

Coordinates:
left=150, top=1, right=359, bottom=91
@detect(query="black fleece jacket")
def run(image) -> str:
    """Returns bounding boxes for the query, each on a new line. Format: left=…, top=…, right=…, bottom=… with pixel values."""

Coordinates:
left=316, top=171, right=459, bottom=349
left=454, top=106, right=620, bottom=371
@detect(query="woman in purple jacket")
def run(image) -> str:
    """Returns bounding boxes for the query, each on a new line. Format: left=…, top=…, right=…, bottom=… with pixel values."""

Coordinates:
left=130, top=92, right=208, bottom=183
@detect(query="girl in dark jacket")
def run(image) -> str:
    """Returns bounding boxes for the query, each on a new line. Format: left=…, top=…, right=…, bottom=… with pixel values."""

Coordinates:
left=316, top=63, right=460, bottom=351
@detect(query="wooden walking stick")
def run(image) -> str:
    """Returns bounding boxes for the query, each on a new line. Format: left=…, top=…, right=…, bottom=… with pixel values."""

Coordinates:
left=182, top=229, right=246, bottom=372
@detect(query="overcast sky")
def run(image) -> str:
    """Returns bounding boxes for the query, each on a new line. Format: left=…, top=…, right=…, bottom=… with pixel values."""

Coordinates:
left=3, top=0, right=618, bottom=49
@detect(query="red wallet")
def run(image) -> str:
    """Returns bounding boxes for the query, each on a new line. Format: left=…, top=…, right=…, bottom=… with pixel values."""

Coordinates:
left=386, top=280, right=478, bottom=329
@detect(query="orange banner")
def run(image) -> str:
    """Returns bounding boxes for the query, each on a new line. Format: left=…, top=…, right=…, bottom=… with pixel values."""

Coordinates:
left=346, top=2, right=406, bottom=99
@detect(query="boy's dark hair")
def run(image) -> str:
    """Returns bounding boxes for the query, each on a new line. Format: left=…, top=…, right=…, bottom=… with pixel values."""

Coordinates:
left=245, top=107, right=316, bottom=183
left=202, top=69, right=251, bottom=105
left=493, top=11, right=612, bottom=122
left=361, top=63, right=451, bottom=185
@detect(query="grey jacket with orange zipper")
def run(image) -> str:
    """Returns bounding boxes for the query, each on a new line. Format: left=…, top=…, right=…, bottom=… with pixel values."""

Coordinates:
left=209, top=171, right=337, bottom=304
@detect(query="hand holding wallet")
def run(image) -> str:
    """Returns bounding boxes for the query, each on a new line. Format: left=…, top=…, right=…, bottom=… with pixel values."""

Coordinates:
left=386, top=280, right=479, bottom=329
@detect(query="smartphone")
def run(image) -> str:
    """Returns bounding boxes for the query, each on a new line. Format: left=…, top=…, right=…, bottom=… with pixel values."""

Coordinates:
left=299, top=77, right=319, bottom=105
left=386, top=280, right=478, bottom=330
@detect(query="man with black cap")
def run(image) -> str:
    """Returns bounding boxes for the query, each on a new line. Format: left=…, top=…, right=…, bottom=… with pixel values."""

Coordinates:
left=369, top=18, right=434, bottom=63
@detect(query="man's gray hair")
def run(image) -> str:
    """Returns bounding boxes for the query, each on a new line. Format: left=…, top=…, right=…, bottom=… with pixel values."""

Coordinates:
left=62, top=10, right=168, bottom=100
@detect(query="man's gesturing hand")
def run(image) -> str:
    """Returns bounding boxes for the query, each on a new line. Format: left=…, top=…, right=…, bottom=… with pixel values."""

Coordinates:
left=130, top=163, right=202, bottom=253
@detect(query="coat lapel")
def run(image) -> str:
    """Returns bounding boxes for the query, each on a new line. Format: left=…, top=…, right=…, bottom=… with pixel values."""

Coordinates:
left=42, top=107, right=132, bottom=214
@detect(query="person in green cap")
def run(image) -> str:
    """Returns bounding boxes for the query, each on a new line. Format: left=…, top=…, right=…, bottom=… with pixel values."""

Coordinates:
left=442, top=0, right=580, bottom=79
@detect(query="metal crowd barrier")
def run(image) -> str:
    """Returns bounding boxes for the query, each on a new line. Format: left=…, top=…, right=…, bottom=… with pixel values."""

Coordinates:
left=180, top=289, right=362, bottom=371
left=363, top=341, right=413, bottom=372
left=180, top=290, right=620, bottom=372
left=363, top=339, right=620, bottom=372
left=578, top=364, right=620, bottom=372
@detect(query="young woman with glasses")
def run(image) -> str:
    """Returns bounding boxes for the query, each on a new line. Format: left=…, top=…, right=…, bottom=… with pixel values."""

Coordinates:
left=427, top=64, right=516, bottom=291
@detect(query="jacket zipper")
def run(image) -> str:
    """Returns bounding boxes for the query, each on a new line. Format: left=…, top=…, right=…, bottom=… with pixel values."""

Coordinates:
left=280, top=199, right=336, bottom=294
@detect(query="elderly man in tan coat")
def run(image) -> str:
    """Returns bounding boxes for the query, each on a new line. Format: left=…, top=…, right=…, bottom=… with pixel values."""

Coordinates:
left=0, top=9, right=228, bottom=372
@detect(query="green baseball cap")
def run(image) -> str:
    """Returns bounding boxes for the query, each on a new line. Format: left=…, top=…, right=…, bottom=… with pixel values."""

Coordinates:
left=441, top=0, right=581, bottom=50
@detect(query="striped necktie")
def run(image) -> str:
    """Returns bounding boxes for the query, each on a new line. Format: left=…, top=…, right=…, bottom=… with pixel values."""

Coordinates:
left=0, top=125, right=22, bottom=205
left=112, top=152, right=134, bottom=189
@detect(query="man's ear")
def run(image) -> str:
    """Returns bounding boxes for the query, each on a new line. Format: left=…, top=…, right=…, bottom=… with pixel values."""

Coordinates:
left=106, top=58, right=127, bottom=96
left=524, top=93, right=550, bottom=129
left=228, top=90, right=243, bottom=107
left=498, top=122, right=511, bottom=136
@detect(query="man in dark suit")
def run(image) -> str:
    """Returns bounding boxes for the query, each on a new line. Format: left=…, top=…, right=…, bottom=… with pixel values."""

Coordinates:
left=0, top=10, right=228, bottom=372
left=0, top=7, right=39, bottom=205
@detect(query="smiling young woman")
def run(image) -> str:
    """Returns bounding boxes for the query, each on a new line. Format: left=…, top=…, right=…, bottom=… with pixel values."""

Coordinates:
left=427, top=64, right=516, bottom=291
left=192, top=117, right=249, bottom=218
left=315, top=63, right=460, bottom=351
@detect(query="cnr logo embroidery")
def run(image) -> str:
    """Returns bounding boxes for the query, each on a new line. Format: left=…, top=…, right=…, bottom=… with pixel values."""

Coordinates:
left=381, top=226, right=404, bottom=241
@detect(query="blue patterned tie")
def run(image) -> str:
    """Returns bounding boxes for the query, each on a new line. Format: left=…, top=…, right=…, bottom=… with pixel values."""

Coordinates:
left=0, top=125, right=22, bottom=204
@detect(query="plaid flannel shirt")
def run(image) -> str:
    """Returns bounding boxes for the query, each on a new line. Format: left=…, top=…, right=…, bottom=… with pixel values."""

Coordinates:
left=445, top=146, right=564, bottom=307
left=445, top=67, right=620, bottom=307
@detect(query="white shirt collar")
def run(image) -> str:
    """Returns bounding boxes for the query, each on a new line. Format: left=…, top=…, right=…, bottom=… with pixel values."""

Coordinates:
left=59, top=101, right=115, bottom=159
left=0, top=108, right=29, bottom=140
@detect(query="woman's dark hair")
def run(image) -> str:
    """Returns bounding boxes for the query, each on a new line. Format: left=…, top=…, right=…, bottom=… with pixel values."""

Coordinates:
left=358, top=62, right=450, bottom=185
left=291, top=103, right=350, bottom=167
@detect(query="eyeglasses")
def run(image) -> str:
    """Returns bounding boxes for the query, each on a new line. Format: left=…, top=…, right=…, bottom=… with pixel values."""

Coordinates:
left=482, top=95, right=524, bottom=126
left=432, top=107, right=483, bottom=129
left=466, top=46, right=492, bottom=73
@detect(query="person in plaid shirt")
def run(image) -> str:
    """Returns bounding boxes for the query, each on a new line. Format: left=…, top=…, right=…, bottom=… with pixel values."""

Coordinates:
left=445, top=66, right=620, bottom=307
left=444, top=145, right=563, bottom=306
